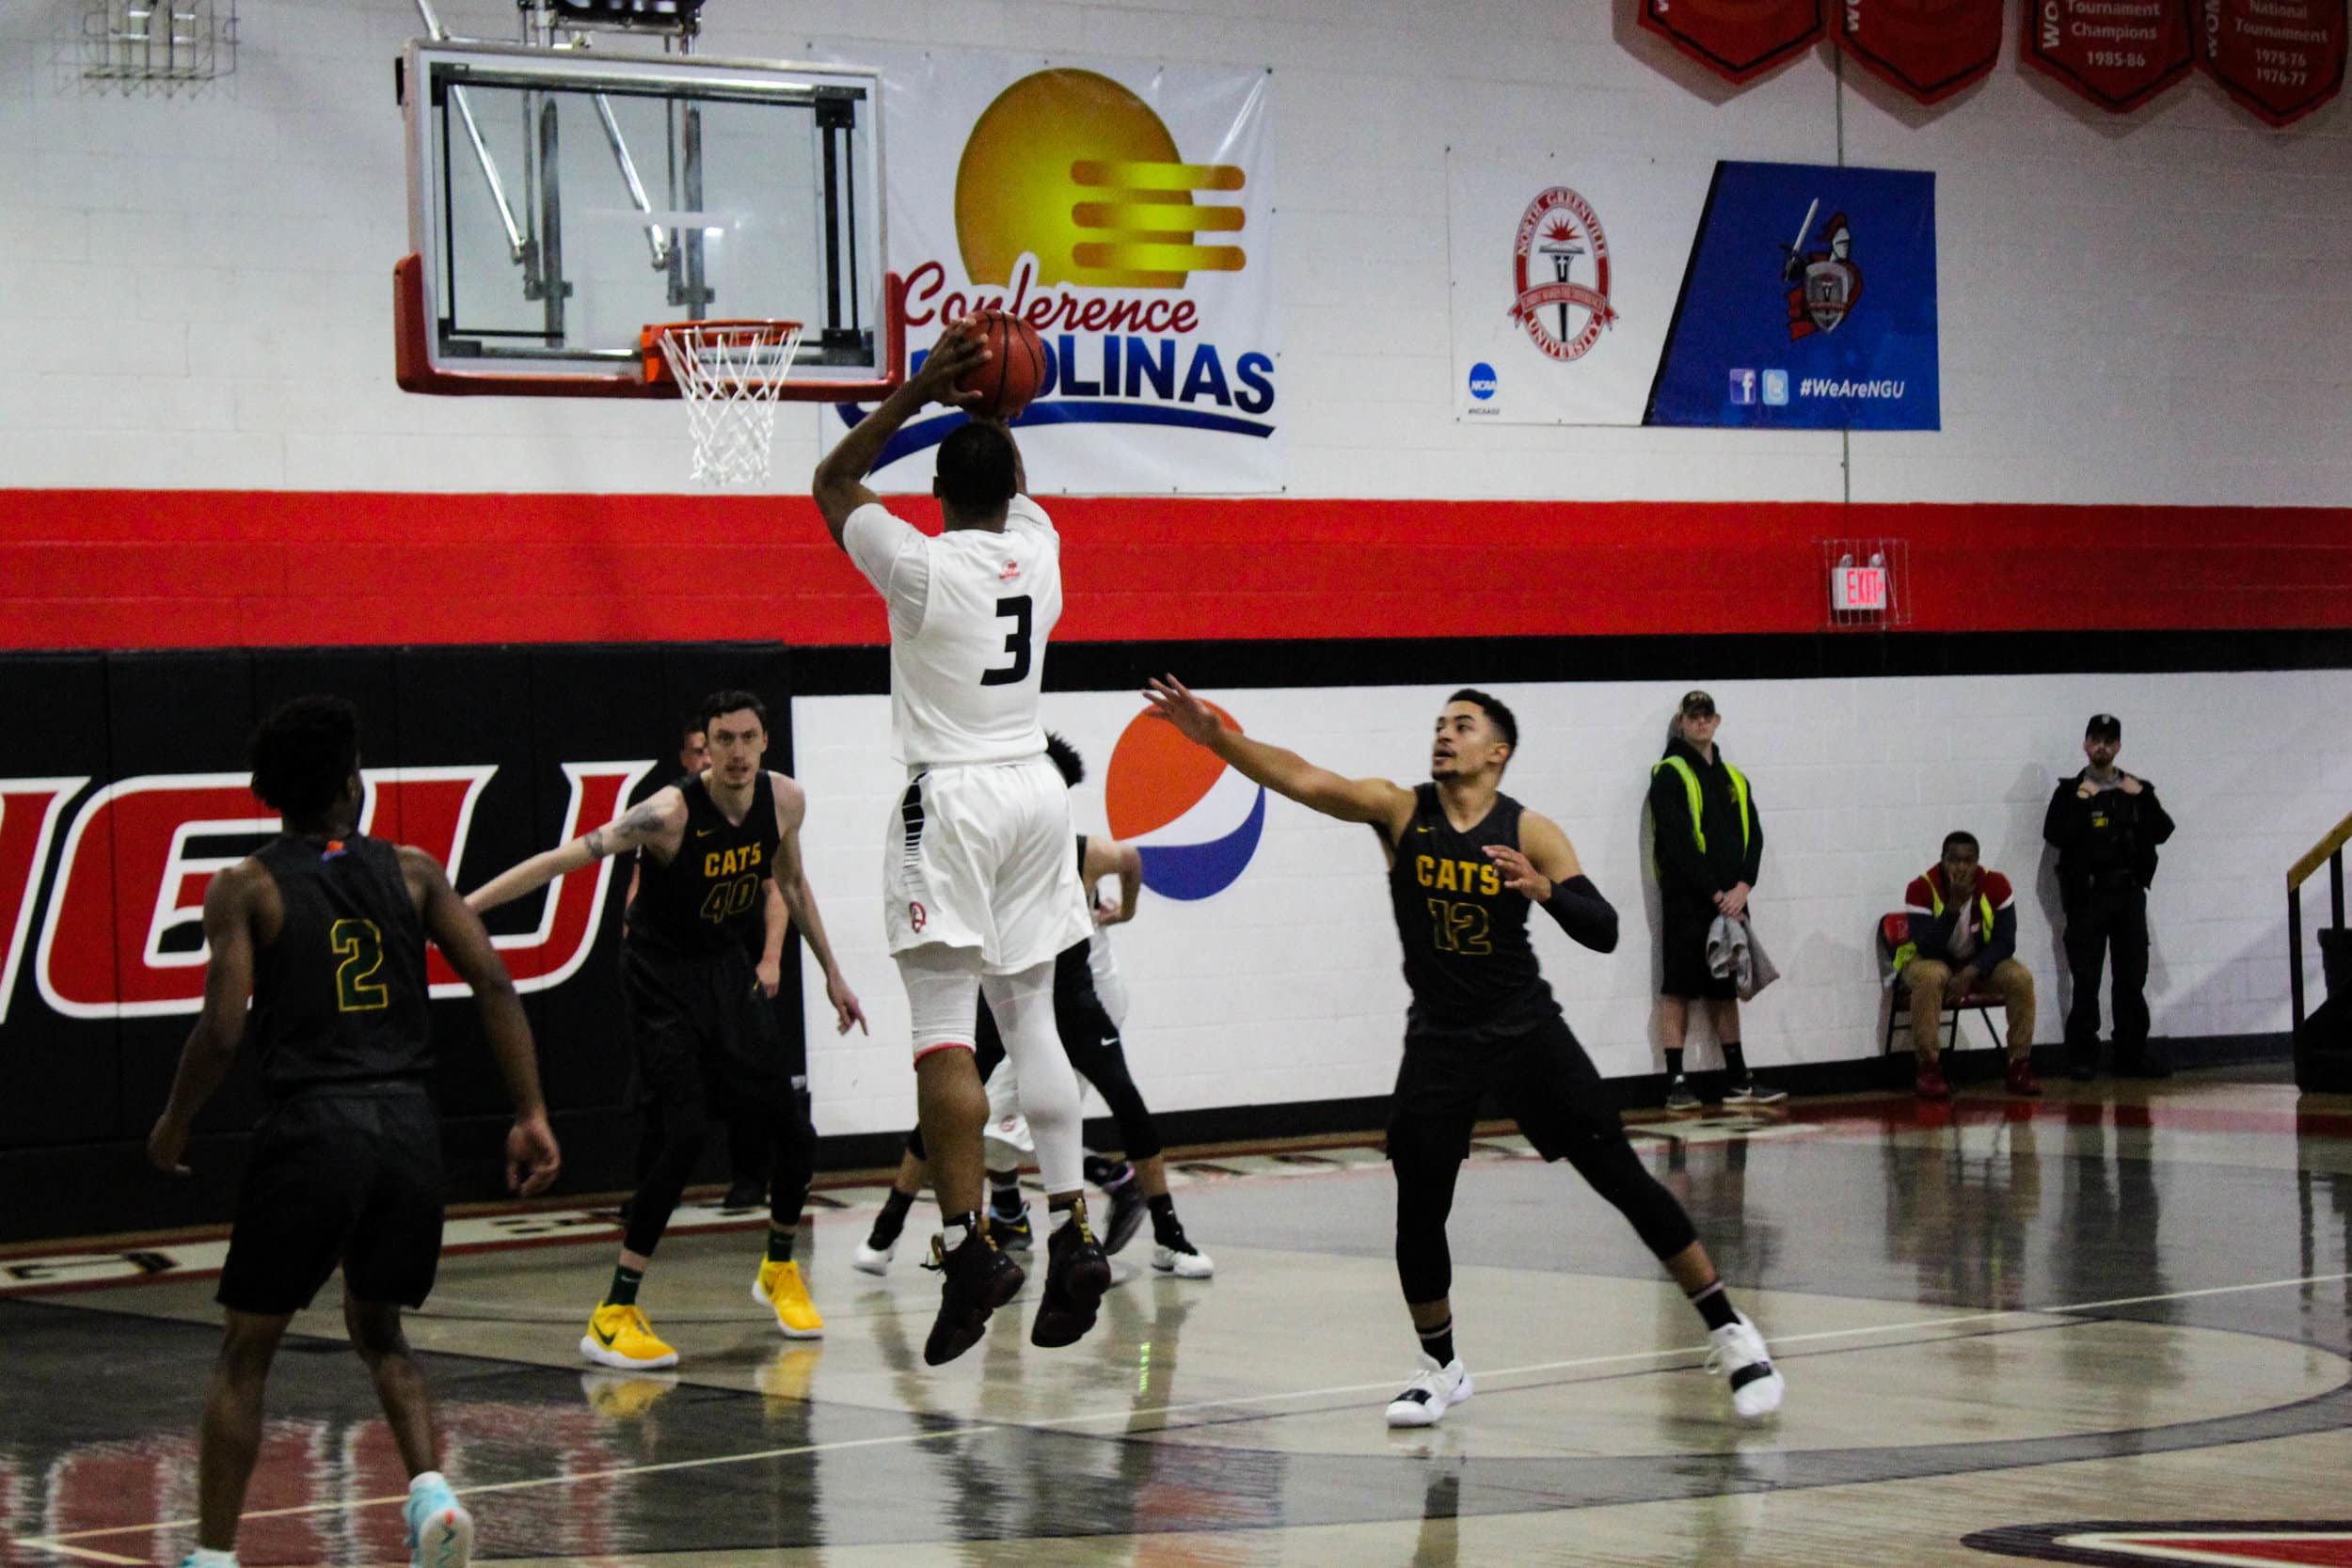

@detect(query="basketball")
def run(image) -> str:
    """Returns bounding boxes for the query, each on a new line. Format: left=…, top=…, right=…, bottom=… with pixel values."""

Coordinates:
left=952, top=311, right=1048, bottom=420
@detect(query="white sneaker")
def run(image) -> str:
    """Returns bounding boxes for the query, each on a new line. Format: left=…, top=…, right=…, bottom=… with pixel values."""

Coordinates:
left=851, top=1236, right=896, bottom=1276
left=1705, top=1310, right=1785, bottom=1420
left=1150, top=1239, right=1216, bottom=1279
left=1384, top=1354, right=1472, bottom=1428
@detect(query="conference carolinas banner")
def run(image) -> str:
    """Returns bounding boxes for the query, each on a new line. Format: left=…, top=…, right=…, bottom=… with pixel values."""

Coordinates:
left=816, top=45, right=1279, bottom=494
left=1448, top=150, right=1716, bottom=425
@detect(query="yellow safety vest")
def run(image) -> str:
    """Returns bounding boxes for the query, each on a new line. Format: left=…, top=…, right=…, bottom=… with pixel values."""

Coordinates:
left=1892, top=879, right=1996, bottom=974
left=1651, top=753, right=1751, bottom=860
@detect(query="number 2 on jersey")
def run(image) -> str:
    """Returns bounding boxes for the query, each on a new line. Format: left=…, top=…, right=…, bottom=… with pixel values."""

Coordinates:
left=331, top=918, right=389, bottom=1011
left=980, top=594, right=1033, bottom=687
left=1425, top=898, right=1492, bottom=956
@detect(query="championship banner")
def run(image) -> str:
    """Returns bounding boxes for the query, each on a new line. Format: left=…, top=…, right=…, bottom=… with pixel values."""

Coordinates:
left=2198, top=0, right=2347, bottom=125
left=1837, top=0, right=2005, bottom=102
left=817, top=46, right=1278, bottom=494
left=1645, top=162, right=1939, bottom=431
left=1637, top=0, right=1827, bottom=84
left=2025, top=0, right=2197, bottom=112
left=1448, top=150, right=1716, bottom=425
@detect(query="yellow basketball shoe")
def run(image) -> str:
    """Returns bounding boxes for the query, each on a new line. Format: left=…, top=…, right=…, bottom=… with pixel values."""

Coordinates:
left=754, top=1259, right=825, bottom=1338
left=580, top=1303, right=679, bottom=1370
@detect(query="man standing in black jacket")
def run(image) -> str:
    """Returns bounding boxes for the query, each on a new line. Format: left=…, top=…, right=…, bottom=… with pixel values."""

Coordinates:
left=1650, top=692, right=1782, bottom=1110
left=2043, top=713, right=2176, bottom=1081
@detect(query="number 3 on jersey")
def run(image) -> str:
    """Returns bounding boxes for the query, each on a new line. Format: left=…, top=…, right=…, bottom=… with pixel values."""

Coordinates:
left=981, top=594, right=1032, bottom=687
left=331, top=918, right=389, bottom=1011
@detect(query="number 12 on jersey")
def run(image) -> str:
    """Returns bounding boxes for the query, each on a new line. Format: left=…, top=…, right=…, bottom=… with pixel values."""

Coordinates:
left=1426, top=898, right=1492, bottom=955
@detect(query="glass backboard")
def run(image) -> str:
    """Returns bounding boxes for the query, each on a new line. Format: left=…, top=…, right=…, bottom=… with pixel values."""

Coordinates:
left=396, top=40, right=899, bottom=397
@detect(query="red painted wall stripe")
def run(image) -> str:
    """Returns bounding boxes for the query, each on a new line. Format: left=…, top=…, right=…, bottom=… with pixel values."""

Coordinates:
left=4, top=491, right=2350, bottom=649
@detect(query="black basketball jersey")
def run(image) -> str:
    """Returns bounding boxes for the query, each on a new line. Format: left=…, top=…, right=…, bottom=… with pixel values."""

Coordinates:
left=246, top=833, right=434, bottom=1094
left=628, top=772, right=778, bottom=958
left=1386, top=784, right=1557, bottom=1037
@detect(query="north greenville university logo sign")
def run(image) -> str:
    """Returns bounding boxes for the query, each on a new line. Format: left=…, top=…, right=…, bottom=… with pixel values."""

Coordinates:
left=1509, top=186, right=1616, bottom=361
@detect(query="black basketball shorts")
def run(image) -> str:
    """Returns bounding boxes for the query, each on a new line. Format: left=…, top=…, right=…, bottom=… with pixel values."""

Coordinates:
left=1387, top=1012, right=1625, bottom=1165
left=622, top=942, right=787, bottom=1113
left=216, top=1084, right=445, bottom=1316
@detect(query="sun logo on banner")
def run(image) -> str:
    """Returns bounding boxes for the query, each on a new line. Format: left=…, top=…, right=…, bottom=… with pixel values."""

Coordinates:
left=955, top=70, right=1247, bottom=290
left=1104, top=704, right=1264, bottom=901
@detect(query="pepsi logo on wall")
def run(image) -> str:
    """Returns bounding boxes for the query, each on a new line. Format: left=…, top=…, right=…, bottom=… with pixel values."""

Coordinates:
left=1104, top=703, right=1264, bottom=901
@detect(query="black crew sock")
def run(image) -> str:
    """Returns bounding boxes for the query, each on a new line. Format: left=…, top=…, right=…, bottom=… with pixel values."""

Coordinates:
left=1665, top=1047, right=1686, bottom=1080
left=988, top=1179, right=1025, bottom=1221
left=1084, top=1152, right=1131, bottom=1188
left=605, top=1264, right=644, bottom=1307
left=1722, top=1042, right=1749, bottom=1084
left=869, top=1188, right=914, bottom=1247
left=1417, top=1316, right=1456, bottom=1368
left=765, top=1226, right=795, bottom=1264
left=1147, top=1193, right=1183, bottom=1245
left=1688, top=1280, right=1739, bottom=1332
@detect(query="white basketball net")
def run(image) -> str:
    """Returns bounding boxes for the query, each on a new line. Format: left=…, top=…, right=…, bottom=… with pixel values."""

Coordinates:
left=655, top=322, right=804, bottom=486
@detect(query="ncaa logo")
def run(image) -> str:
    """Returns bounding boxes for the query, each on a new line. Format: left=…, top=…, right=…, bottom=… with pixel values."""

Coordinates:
left=1104, top=705, right=1265, bottom=900
left=1468, top=362, right=1498, bottom=400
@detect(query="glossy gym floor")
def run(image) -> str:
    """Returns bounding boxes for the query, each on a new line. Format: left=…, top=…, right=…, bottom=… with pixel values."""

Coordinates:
left=6, top=1066, right=2349, bottom=1568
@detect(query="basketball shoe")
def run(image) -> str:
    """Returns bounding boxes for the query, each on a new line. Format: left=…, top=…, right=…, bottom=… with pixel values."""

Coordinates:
left=922, top=1225, right=1026, bottom=1366
left=754, top=1259, right=824, bottom=1338
left=1031, top=1198, right=1112, bottom=1348
left=1384, top=1354, right=1472, bottom=1428
left=405, top=1472, right=473, bottom=1568
left=1705, top=1310, right=1785, bottom=1420
left=580, top=1303, right=679, bottom=1370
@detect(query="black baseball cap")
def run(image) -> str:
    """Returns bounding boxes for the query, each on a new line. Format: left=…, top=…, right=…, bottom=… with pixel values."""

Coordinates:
left=1679, top=689, right=1718, bottom=719
left=2085, top=713, right=2122, bottom=740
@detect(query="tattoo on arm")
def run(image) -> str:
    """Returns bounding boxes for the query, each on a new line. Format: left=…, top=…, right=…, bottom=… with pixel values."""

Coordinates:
left=584, top=829, right=607, bottom=860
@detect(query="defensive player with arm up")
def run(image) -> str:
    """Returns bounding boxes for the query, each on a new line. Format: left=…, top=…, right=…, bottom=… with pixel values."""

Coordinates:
left=1143, top=677, right=1784, bottom=1428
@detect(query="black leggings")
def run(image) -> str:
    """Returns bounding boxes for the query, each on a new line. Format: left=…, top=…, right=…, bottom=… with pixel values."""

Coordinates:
left=1387, top=1019, right=1697, bottom=1305
left=626, top=1080, right=812, bottom=1257
left=904, top=986, right=1164, bottom=1165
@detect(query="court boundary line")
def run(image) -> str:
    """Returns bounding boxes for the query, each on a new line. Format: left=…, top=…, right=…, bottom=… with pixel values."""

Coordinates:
left=13, top=1267, right=2347, bottom=1560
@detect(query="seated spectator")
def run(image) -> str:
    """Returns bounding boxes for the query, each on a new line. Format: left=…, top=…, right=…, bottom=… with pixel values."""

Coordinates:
left=1895, top=832, right=2040, bottom=1101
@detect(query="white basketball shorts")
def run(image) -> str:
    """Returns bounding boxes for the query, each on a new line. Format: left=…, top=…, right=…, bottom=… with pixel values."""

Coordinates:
left=882, top=753, right=1090, bottom=974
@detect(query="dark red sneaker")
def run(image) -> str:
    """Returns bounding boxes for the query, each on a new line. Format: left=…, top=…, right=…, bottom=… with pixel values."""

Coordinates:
left=922, top=1225, right=1025, bottom=1367
left=1915, top=1061, right=1951, bottom=1101
left=2005, top=1058, right=2043, bottom=1098
left=1031, top=1197, right=1113, bottom=1349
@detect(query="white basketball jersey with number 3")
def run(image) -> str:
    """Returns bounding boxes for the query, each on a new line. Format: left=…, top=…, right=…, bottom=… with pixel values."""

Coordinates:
left=842, top=496, right=1060, bottom=768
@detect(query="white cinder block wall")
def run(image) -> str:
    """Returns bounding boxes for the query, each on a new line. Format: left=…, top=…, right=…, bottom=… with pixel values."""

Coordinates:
left=0, top=0, right=2344, bottom=500
left=799, top=673, right=2352, bottom=1137
left=4, top=0, right=2348, bottom=1134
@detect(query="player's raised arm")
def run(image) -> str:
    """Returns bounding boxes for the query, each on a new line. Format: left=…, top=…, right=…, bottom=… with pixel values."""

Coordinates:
left=1144, top=675, right=1415, bottom=835
left=467, top=787, right=684, bottom=914
left=1485, top=810, right=1619, bottom=955
left=147, top=862, right=267, bottom=1176
left=404, top=846, right=561, bottom=1196
left=811, top=325, right=992, bottom=545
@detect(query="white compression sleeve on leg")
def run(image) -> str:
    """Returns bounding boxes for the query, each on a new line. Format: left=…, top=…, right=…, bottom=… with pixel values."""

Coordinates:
left=981, top=1054, right=1033, bottom=1170
left=979, top=960, right=1081, bottom=1195
left=898, top=942, right=985, bottom=1058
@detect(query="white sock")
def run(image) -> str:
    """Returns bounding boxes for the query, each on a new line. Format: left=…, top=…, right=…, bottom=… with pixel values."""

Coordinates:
left=942, top=1219, right=974, bottom=1251
left=409, top=1470, right=448, bottom=1496
left=186, top=1548, right=240, bottom=1568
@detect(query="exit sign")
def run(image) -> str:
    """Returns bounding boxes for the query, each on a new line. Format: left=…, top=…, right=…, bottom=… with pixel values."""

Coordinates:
left=1831, top=565, right=1887, bottom=612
